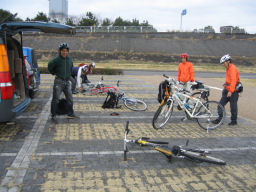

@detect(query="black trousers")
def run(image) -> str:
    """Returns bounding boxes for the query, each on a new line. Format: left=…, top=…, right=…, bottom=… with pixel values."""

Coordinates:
left=219, top=89, right=239, bottom=122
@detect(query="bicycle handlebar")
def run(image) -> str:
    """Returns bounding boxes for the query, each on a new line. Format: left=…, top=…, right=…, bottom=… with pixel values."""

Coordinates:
left=125, top=121, right=130, bottom=136
left=163, top=74, right=169, bottom=79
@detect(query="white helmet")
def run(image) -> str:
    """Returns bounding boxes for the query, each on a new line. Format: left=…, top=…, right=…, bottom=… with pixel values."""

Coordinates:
left=91, top=62, right=96, bottom=68
left=220, top=54, right=231, bottom=64
left=82, top=65, right=88, bottom=72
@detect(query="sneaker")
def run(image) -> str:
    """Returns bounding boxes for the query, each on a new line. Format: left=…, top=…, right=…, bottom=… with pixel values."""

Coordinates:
left=228, top=121, right=237, bottom=126
left=51, top=115, right=57, bottom=123
left=67, top=114, right=80, bottom=119
left=72, top=90, right=79, bottom=94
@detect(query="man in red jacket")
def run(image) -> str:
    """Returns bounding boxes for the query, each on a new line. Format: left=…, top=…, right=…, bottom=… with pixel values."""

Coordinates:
left=178, top=53, right=194, bottom=92
left=178, top=53, right=195, bottom=83
left=214, top=54, right=240, bottom=125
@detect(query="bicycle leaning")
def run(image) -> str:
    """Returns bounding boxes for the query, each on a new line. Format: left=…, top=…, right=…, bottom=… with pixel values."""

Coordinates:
left=124, top=121, right=226, bottom=165
left=152, top=74, right=226, bottom=131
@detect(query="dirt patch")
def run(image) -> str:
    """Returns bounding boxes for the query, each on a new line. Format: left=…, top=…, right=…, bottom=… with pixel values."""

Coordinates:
left=136, top=75, right=256, bottom=121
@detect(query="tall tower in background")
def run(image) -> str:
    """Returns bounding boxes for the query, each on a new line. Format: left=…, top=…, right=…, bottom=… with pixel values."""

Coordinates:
left=49, top=0, right=68, bottom=23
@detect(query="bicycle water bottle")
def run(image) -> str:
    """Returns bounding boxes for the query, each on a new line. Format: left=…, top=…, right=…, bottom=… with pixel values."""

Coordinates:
left=188, top=99, right=195, bottom=108
left=185, top=103, right=190, bottom=110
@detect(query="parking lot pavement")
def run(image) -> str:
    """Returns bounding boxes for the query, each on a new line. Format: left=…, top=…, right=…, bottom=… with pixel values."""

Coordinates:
left=0, top=74, right=256, bottom=191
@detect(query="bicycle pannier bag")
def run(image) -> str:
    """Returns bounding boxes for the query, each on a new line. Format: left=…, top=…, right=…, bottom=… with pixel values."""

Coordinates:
left=235, top=81, right=243, bottom=93
left=158, top=80, right=170, bottom=103
left=102, top=90, right=119, bottom=108
left=191, top=80, right=204, bottom=90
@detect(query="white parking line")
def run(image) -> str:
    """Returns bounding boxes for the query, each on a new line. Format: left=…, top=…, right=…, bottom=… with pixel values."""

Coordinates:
left=32, top=146, right=256, bottom=157
left=1, top=98, right=51, bottom=190
left=0, top=153, right=17, bottom=157
left=1, top=146, right=256, bottom=157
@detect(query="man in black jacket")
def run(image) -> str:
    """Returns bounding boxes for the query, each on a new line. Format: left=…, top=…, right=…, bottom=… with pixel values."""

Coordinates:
left=48, top=43, right=79, bottom=120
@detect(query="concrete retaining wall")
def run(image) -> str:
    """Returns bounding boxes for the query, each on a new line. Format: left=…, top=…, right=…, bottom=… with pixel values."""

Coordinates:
left=22, top=32, right=256, bottom=65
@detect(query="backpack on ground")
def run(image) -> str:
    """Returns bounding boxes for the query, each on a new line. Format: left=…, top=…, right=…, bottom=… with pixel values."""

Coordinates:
left=158, top=80, right=171, bottom=103
left=56, top=98, right=70, bottom=115
left=102, top=90, right=119, bottom=108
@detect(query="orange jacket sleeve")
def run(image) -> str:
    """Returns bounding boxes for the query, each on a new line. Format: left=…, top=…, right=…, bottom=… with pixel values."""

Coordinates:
left=178, top=64, right=181, bottom=81
left=189, top=63, right=195, bottom=82
left=229, top=67, right=238, bottom=93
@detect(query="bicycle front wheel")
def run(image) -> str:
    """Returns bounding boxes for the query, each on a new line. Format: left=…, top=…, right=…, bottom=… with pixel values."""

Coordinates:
left=181, top=150, right=226, bottom=165
left=196, top=101, right=226, bottom=130
left=152, top=100, right=173, bottom=130
left=124, top=98, right=147, bottom=111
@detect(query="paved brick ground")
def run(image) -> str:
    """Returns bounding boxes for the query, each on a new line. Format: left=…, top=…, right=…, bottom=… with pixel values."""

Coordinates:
left=0, top=74, right=256, bottom=192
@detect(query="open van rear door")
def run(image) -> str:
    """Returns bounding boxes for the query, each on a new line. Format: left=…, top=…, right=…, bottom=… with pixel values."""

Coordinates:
left=0, top=21, right=75, bottom=36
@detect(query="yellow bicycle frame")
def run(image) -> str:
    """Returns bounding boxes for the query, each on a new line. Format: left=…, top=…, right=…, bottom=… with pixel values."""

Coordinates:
left=136, top=139, right=173, bottom=156
left=159, top=85, right=172, bottom=106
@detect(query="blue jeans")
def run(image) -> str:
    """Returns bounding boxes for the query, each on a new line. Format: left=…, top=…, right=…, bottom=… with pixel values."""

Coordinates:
left=51, top=78, right=74, bottom=116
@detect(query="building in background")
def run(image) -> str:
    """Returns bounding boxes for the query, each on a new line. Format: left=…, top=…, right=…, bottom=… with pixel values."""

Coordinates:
left=193, top=26, right=215, bottom=33
left=49, top=0, right=68, bottom=23
left=220, top=26, right=246, bottom=34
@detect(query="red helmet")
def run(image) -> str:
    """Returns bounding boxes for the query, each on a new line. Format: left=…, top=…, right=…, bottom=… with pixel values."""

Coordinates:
left=180, top=53, right=188, bottom=59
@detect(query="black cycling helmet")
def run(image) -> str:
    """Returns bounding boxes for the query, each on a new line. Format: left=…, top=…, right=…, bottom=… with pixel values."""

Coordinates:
left=59, top=43, right=69, bottom=51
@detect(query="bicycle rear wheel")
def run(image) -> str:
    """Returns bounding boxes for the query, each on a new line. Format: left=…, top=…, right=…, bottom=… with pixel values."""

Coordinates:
left=124, top=98, right=147, bottom=111
left=196, top=101, right=226, bottom=130
left=192, top=91, right=208, bottom=102
left=181, top=150, right=226, bottom=165
left=152, top=100, right=173, bottom=130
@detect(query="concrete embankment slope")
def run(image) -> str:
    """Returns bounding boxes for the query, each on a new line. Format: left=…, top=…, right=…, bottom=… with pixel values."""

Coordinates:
left=22, top=32, right=256, bottom=65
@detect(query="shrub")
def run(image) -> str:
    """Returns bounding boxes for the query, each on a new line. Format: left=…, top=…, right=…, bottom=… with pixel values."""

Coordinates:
left=38, top=67, right=123, bottom=75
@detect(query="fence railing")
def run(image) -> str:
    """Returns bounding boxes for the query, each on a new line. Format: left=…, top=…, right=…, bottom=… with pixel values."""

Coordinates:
left=75, top=26, right=156, bottom=33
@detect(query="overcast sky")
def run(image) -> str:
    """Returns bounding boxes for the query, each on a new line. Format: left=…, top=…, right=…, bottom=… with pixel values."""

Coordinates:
left=1, top=0, right=256, bottom=33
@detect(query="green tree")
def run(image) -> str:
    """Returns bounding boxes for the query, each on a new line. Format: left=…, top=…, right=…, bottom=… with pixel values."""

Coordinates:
left=0, top=9, right=22, bottom=22
left=131, top=18, right=139, bottom=26
left=140, top=20, right=150, bottom=26
left=113, top=17, right=131, bottom=26
left=51, top=18, right=59, bottom=23
left=65, top=17, right=75, bottom=26
left=102, top=18, right=112, bottom=26
left=32, top=12, right=50, bottom=22
left=78, top=12, right=98, bottom=26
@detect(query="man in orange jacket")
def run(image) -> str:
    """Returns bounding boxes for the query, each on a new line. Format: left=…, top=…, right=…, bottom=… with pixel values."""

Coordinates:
left=178, top=53, right=194, bottom=91
left=214, top=54, right=240, bottom=125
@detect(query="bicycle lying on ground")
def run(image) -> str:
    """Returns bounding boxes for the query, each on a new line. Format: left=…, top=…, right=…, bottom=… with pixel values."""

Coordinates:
left=153, top=74, right=226, bottom=131
left=88, top=77, right=147, bottom=111
left=124, top=121, right=226, bottom=165
left=83, top=76, right=119, bottom=95
left=116, top=92, right=147, bottom=111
